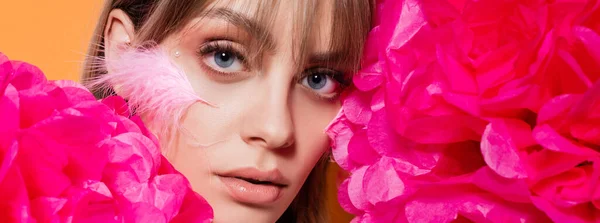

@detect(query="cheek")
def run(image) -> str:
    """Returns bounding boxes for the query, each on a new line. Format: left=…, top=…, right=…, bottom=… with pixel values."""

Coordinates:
left=166, top=103, right=240, bottom=208
left=286, top=90, right=340, bottom=180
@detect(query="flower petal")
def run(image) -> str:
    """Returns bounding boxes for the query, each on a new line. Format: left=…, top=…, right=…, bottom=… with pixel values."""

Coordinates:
left=9, top=61, right=46, bottom=91
left=365, top=157, right=406, bottom=206
left=337, top=178, right=362, bottom=215
left=347, top=166, right=371, bottom=211
left=473, top=167, right=531, bottom=203
left=343, top=90, right=373, bottom=125
left=531, top=196, right=599, bottom=223
left=347, top=131, right=380, bottom=167
left=326, top=111, right=355, bottom=171
left=0, top=84, right=19, bottom=152
left=481, top=119, right=531, bottom=179
left=533, top=124, right=598, bottom=156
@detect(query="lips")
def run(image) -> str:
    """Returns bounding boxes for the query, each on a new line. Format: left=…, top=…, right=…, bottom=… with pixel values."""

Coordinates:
left=216, top=168, right=289, bottom=205
left=229, top=176, right=286, bottom=187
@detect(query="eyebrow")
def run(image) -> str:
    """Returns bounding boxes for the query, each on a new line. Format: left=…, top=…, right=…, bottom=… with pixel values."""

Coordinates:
left=201, top=8, right=277, bottom=52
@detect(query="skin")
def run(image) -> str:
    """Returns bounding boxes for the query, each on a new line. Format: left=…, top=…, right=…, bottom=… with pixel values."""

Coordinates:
left=104, top=1, right=344, bottom=222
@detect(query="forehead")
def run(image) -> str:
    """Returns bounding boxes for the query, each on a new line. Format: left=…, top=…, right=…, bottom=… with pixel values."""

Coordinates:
left=200, top=0, right=336, bottom=53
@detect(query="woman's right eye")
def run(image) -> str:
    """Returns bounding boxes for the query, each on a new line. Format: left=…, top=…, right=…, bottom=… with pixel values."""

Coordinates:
left=198, top=41, right=248, bottom=75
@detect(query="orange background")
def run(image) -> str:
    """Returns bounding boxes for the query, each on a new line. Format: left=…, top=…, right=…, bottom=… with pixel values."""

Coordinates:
left=0, top=1, right=352, bottom=222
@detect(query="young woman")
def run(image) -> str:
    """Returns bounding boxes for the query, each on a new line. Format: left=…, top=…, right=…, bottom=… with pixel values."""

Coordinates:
left=82, top=0, right=372, bottom=222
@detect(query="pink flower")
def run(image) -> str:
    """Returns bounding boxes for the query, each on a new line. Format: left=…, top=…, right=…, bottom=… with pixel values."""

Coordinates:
left=329, top=0, right=600, bottom=222
left=0, top=53, right=213, bottom=222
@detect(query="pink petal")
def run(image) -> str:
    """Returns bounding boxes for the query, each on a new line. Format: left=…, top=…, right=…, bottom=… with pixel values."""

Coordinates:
left=0, top=84, right=19, bottom=152
left=121, top=202, right=168, bottom=223
left=129, top=115, right=159, bottom=146
left=347, top=131, right=380, bottom=167
left=531, top=196, right=599, bottom=223
left=371, top=87, right=385, bottom=112
left=353, top=67, right=384, bottom=92
left=558, top=50, right=593, bottom=88
left=537, top=94, right=580, bottom=126
left=533, top=124, right=598, bottom=156
left=472, top=167, right=531, bottom=203
left=114, top=116, right=143, bottom=135
left=0, top=142, right=18, bottom=184
left=570, top=122, right=600, bottom=146
left=474, top=44, right=519, bottom=92
left=383, top=0, right=426, bottom=51
left=31, top=106, right=114, bottom=149
left=442, top=92, right=481, bottom=117
left=343, top=90, right=373, bottom=125
left=17, top=90, right=58, bottom=128
left=17, top=129, right=71, bottom=198
left=370, top=111, right=441, bottom=175
left=365, top=157, right=406, bottom=206
left=525, top=149, right=588, bottom=183
left=102, top=96, right=131, bottom=117
left=479, top=83, right=532, bottom=114
left=149, top=174, right=188, bottom=219
left=436, top=45, right=477, bottom=94
left=481, top=119, right=531, bottom=179
left=337, top=178, right=362, bottom=215
left=347, top=166, right=371, bottom=211
left=367, top=110, right=400, bottom=154
left=0, top=55, right=14, bottom=94
left=30, top=197, right=68, bottom=221
left=9, top=61, right=46, bottom=91
left=103, top=133, right=161, bottom=189
left=531, top=167, right=588, bottom=203
left=405, top=185, right=548, bottom=223
left=402, top=115, right=486, bottom=144
left=574, top=26, right=600, bottom=64
left=59, top=86, right=98, bottom=106
left=63, top=183, right=120, bottom=223
left=326, top=111, right=355, bottom=171
left=363, top=202, right=406, bottom=222
left=0, top=158, right=32, bottom=223
left=170, top=189, right=213, bottom=223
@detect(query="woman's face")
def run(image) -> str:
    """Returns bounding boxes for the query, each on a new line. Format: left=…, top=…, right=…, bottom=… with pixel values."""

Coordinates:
left=157, top=1, right=345, bottom=222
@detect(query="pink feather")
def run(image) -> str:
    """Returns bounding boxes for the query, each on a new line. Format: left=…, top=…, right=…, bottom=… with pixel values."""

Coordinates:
left=89, top=46, right=213, bottom=148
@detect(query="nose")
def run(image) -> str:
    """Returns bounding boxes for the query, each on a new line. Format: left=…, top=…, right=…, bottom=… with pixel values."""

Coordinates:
left=241, top=81, right=295, bottom=150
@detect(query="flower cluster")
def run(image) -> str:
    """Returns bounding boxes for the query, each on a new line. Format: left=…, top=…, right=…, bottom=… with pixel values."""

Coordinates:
left=0, top=53, right=213, bottom=222
left=328, top=0, right=600, bottom=222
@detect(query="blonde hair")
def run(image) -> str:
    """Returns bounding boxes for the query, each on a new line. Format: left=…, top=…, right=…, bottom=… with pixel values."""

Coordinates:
left=82, top=0, right=372, bottom=222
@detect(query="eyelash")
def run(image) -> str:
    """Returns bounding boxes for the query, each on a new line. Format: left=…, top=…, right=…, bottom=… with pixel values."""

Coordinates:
left=196, top=40, right=351, bottom=101
left=197, top=40, right=250, bottom=75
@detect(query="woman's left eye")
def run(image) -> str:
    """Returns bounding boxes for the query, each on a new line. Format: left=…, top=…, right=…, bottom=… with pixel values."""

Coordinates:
left=203, top=50, right=245, bottom=73
left=300, top=70, right=342, bottom=98
left=197, top=40, right=248, bottom=77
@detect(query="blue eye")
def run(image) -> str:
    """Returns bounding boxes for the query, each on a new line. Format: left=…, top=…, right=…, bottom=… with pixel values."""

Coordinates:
left=307, top=74, right=327, bottom=90
left=214, top=51, right=235, bottom=68
left=300, top=70, right=341, bottom=98
left=201, top=46, right=245, bottom=74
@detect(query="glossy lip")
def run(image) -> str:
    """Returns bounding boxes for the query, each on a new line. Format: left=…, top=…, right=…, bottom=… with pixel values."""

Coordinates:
left=216, top=167, right=289, bottom=205
left=218, top=167, right=289, bottom=186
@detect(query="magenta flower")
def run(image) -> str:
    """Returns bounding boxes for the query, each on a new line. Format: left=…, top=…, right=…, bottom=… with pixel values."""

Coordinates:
left=0, top=53, right=213, bottom=223
left=329, top=0, right=600, bottom=222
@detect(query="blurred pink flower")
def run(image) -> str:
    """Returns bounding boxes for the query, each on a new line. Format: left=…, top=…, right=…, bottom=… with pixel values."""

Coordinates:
left=329, top=0, right=600, bottom=222
left=0, top=53, right=213, bottom=223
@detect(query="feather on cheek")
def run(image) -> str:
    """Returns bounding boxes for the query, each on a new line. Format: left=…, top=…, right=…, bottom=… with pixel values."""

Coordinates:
left=90, top=46, right=214, bottom=148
